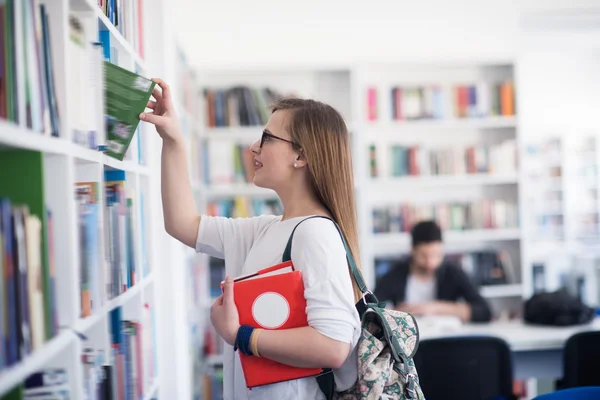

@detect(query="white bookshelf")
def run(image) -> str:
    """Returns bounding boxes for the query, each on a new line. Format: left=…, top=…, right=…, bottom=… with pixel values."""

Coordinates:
left=355, top=62, right=522, bottom=312
left=516, top=13, right=600, bottom=306
left=0, top=0, right=165, bottom=398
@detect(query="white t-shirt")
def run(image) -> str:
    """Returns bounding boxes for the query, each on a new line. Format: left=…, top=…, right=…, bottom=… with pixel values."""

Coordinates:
left=196, top=214, right=361, bottom=400
left=404, top=274, right=435, bottom=305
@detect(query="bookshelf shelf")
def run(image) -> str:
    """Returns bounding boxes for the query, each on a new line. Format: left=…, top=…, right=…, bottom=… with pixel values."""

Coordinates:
left=373, top=229, right=522, bottom=256
left=0, top=121, right=68, bottom=155
left=0, top=331, right=77, bottom=396
left=101, top=153, right=151, bottom=175
left=207, top=183, right=277, bottom=198
left=364, top=116, right=517, bottom=135
left=72, top=145, right=151, bottom=175
left=369, top=174, right=518, bottom=189
left=143, top=380, right=159, bottom=400
left=0, top=122, right=151, bottom=177
left=480, top=283, right=523, bottom=298
left=73, top=273, right=154, bottom=333
left=207, top=354, right=224, bottom=367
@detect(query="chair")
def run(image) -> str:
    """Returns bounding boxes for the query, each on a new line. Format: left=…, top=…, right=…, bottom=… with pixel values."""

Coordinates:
left=533, top=387, right=600, bottom=399
left=559, top=331, right=600, bottom=388
left=413, top=336, right=516, bottom=400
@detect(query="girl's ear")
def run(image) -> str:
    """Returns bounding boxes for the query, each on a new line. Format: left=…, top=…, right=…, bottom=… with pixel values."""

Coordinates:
left=294, top=149, right=308, bottom=168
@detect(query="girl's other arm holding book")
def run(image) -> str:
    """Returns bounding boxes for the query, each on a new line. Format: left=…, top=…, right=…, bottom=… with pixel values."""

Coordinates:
left=140, top=79, right=200, bottom=248
left=212, top=277, right=351, bottom=369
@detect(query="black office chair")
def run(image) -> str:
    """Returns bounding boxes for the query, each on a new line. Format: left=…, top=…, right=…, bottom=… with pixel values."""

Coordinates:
left=558, top=330, right=600, bottom=389
left=413, top=336, right=517, bottom=400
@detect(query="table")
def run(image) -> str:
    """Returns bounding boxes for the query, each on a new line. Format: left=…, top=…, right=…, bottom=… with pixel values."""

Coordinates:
left=415, top=317, right=600, bottom=380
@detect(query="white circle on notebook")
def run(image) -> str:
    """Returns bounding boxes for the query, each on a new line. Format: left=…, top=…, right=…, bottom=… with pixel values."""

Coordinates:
left=252, top=292, right=290, bottom=329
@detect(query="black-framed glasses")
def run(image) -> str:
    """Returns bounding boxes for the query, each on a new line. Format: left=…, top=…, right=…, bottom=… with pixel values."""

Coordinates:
left=260, top=130, right=299, bottom=149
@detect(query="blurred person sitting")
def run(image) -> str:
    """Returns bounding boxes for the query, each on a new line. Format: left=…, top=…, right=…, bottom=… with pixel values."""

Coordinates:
left=373, top=220, right=492, bottom=323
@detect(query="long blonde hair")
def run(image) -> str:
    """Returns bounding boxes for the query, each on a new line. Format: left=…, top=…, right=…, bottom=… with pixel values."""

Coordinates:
left=271, top=98, right=363, bottom=302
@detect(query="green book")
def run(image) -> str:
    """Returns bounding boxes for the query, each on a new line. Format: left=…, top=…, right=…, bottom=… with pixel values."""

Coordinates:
left=103, top=61, right=156, bottom=160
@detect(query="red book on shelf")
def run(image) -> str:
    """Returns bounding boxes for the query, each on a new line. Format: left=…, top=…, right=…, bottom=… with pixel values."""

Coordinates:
left=223, top=261, right=323, bottom=388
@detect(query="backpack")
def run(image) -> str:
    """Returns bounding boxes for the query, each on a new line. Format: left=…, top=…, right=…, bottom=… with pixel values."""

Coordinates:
left=283, top=216, right=425, bottom=400
left=524, top=288, right=596, bottom=326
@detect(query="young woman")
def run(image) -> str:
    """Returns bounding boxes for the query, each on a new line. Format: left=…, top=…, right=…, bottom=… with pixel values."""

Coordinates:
left=140, top=79, right=362, bottom=400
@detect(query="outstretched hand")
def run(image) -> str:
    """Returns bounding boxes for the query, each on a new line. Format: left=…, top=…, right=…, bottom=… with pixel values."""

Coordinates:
left=210, top=276, right=240, bottom=347
left=139, top=78, right=182, bottom=142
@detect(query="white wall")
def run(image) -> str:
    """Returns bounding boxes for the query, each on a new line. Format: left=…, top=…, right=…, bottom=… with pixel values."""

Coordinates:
left=172, top=0, right=599, bottom=69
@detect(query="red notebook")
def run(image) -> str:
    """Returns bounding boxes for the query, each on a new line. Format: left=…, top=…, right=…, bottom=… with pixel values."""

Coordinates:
left=224, top=261, right=323, bottom=388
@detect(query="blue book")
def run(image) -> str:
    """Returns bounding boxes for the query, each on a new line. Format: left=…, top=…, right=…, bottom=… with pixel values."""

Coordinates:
left=0, top=204, right=3, bottom=370
left=0, top=198, right=18, bottom=366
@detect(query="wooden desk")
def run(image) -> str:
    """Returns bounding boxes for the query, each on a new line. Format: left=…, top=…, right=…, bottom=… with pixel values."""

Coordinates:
left=416, top=317, right=600, bottom=379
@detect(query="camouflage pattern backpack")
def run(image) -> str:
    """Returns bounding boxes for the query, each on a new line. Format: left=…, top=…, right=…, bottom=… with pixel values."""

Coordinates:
left=283, top=217, right=425, bottom=400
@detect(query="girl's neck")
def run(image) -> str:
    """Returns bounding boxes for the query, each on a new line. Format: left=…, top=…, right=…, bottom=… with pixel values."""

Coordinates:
left=278, top=183, right=329, bottom=221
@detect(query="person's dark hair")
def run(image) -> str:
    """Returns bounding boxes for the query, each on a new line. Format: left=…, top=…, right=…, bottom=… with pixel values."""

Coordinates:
left=411, top=220, right=442, bottom=247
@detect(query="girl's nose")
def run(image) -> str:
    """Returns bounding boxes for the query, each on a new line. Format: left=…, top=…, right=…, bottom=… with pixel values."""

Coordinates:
left=250, top=139, right=260, bottom=154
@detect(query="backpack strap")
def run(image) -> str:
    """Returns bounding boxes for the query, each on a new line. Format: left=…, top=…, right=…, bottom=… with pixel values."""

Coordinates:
left=282, top=215, right=370, bottom=296
left=282, top=215, right=376, bottom=400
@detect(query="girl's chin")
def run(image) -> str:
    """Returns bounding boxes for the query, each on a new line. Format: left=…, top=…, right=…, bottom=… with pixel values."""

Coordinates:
left=252, top=176, right=275, bottom=191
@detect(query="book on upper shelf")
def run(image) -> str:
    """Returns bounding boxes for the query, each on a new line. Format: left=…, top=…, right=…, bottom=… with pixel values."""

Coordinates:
left=0, top=0, right=60, bottom=137
left=366, top=80, right=516, bottom=122
left=97, top=0, right=146, bottom=59
left=204, top=86, right=286, bottom=128
left=103, top=61, right=155, bottom=161
left=68, top=11, right=150, bottom=163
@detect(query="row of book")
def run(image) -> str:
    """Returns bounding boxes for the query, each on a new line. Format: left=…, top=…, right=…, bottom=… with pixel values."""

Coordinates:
left=202, top=368, right=224, bottom=400
left=75, top=169, right=149, bottom=318
left=369, top=139, right=517, bottom=178
left=0, top=0, right=60, bottom=136
left=372, top=199, right=520, bottom=233
left=204, top=86, right=284, bottom=127
left=96, top=0, right=145, bottom=59
left=206, top=197, right=283, bottom=220
left=0, top=198, right=59, bottom=372
left=201, top=141, right=256, bottom=185
left=202, top=318, right=224, bottom=399
left=79, top=305, right=157, bottom=400
left=0, top=2, right=150, bottom=164
left=104, top=305, right=156, bottom=400
left=1, top=369, right=69, bottom=399
left=375, top=249, right=517, bottom=288
left=366, top=81, right=516, bottom=121
left=0, top=304, right=158, bottom=400
left=525, top=138, right=564, bottom=242
left=446, top=250, right=517, bottom=286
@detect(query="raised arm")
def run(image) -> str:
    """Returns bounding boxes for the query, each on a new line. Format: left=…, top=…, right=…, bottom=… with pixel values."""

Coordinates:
left=140, top=79, right=200, bottom=248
